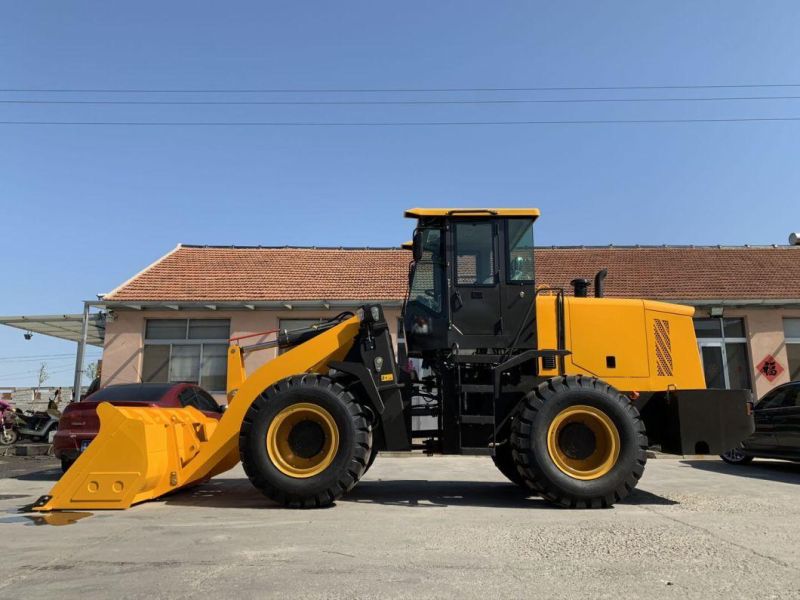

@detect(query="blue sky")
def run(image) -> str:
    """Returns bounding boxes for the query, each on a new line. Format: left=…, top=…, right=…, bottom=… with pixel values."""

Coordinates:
left=2, top=1, right=800, bottom=386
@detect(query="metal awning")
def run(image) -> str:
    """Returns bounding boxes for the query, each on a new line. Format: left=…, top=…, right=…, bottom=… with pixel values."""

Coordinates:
left=0, top=313, right=106, bottom=346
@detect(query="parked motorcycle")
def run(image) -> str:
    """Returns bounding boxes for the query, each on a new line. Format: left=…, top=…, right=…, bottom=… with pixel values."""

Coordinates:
left=0, top=399, right=17, bottom=445
left=12, top=409, right=60, bottom=443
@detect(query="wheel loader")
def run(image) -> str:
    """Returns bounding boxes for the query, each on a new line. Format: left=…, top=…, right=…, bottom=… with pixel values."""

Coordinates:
left=33, top=208, right=754, bottom=512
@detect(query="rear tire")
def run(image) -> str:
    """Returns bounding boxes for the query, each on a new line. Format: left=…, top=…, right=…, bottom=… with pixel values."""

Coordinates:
left=492, top=442, right=536, bottom=491
left=61, top=457, right=74, bottom=473
left=239, top=374, right=372, bottom=508
left=511, top=375, right=647, bottom=508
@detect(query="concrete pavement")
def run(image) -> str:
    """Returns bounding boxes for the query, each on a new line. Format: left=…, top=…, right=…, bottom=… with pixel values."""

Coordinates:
left=1, top=455, right=799, bottom=599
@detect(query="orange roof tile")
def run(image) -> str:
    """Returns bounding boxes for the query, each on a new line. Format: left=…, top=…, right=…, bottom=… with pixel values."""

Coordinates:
left=103, top=244, right=800, bottom=303
left=104, top=245, right=410, bottom=302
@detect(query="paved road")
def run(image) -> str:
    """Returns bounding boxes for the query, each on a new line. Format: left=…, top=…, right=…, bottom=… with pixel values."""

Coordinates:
left=1, top=455, right=799, bottom=599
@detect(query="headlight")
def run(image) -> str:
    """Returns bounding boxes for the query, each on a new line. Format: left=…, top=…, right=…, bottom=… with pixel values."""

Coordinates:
left=374, top=356, right=384, bottom=372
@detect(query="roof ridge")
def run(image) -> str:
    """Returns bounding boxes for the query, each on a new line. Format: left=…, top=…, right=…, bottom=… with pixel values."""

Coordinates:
left=535, top=244, right=800, bottom=250
left=177, top=243, right=800, bottom=251
left=179, top=244, right=406, bottom=251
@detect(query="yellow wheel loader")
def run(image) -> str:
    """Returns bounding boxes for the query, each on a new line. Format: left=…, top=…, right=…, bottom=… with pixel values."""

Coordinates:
left=33, top=208, right=754, bottom=512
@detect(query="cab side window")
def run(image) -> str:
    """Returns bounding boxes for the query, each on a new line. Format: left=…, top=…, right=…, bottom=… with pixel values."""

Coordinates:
left=455, top=222, right=495, bottom=286
left=506, top=218, right=535, bottom=283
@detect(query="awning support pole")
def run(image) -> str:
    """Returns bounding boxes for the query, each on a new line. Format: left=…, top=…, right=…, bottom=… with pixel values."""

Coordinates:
left=72, top=302, right=90, bottom=401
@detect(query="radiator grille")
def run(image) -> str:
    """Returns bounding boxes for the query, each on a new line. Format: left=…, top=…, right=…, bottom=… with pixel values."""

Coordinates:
left=654, top=319, right=673, bottom=376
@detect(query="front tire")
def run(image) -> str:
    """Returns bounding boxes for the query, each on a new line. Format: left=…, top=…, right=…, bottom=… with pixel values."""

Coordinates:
left=0, top=428, right=18, bottom=446
left=511, top=376, right=647, bottom=508
left=239, top=374, right=372, bottom=508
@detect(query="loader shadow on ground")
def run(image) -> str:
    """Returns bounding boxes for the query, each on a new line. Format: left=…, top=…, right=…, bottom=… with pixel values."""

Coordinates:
left=682, top=459, right=800, bottom=485
left=163, top=478, right=676, bottom=510
left=345, top=480, right=676, bottom=508
left=163, top=479, right=276, bottom=510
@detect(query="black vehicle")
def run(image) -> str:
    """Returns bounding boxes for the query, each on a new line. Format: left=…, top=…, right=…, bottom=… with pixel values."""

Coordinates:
left=721, top=381, right=800, bottom=464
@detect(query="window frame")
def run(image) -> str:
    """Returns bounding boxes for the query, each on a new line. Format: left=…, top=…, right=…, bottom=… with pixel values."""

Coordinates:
left=142, top=318, right=230, bottom=392
left=453, top=220, right=498, bottom=288
left=694, top=317, right=751, bottom=390
left=504, top=218, right=536, bottom=285
left=784, top=318, right=800, bottom=382
left=406, top=226, right=446, bottom=316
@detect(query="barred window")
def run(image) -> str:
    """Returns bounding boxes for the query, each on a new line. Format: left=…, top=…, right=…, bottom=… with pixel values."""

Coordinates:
left=142, top=319, right=230, bottom=391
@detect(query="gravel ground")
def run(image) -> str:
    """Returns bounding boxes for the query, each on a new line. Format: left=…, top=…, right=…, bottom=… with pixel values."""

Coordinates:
left=1, top=455, right=799, bottom=599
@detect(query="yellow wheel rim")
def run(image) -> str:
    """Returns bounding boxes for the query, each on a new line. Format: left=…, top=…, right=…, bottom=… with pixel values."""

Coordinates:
left=266, top=403, right=339, bottom=478
left=546, top=405, right=620, bottom=480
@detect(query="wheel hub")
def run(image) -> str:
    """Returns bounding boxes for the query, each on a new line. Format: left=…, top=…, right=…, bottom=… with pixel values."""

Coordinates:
left=558, top=422, right=597, bottom=460
left=547, top=405, right=620, bottom=481
left=287, top=420, right=326, bottom=459
left=266, top=403, right=339, bottom=478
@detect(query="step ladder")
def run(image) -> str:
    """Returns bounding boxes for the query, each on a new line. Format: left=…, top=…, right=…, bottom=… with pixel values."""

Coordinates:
left=456, top=379, right=497, bottom=456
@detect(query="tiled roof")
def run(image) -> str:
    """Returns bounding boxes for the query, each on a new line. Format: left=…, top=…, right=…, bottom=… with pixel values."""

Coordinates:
left=103, top=244, right=800, bottom=302
left=534, top=246, right=800, bottom=300
left=104, top=245, right=410, bottom=302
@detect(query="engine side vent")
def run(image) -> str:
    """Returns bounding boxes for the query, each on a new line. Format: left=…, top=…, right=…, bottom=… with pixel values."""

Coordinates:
left=654, top=319, right=673, bottom=376
left=541, top=355, right=557, bottom=370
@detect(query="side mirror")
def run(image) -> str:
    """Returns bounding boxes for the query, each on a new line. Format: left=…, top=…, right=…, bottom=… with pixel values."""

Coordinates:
left=412, top=230, right=423, bottom=262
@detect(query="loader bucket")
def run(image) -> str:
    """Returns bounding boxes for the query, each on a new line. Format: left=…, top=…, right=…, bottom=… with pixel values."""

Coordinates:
left=32, top=403, right=221, bottom=511
left=33, top=314, right=361, bottom=511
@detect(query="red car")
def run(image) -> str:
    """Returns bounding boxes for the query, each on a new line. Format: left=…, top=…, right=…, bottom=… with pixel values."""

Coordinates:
left=54, top=383, right=224, bottom=472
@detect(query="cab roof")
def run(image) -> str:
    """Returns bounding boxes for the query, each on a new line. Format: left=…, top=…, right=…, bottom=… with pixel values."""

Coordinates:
left=404, top=208, right=540, bottom=219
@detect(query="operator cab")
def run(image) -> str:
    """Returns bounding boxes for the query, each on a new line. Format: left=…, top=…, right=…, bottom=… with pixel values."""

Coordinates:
left=402, top=208, right=540, bottom=354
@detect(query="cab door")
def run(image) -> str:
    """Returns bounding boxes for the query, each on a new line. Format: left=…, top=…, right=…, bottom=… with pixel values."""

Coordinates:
left=450, top=220, right=502, bottom=340
left=500, top=218, right=538, bottom=348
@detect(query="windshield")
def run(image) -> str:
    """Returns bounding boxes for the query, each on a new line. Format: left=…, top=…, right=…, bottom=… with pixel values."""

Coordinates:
left=407, top=228, right=444, bottom=314
left=86, top=383, right=174, bottom=403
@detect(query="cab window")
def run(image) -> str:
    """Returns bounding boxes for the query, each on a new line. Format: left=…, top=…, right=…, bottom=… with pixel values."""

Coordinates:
left=506, top=218, right=535, bottom=283
left=455, top=222, right=495, bottom=286
left=407, top=228, right=444, bottom=314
